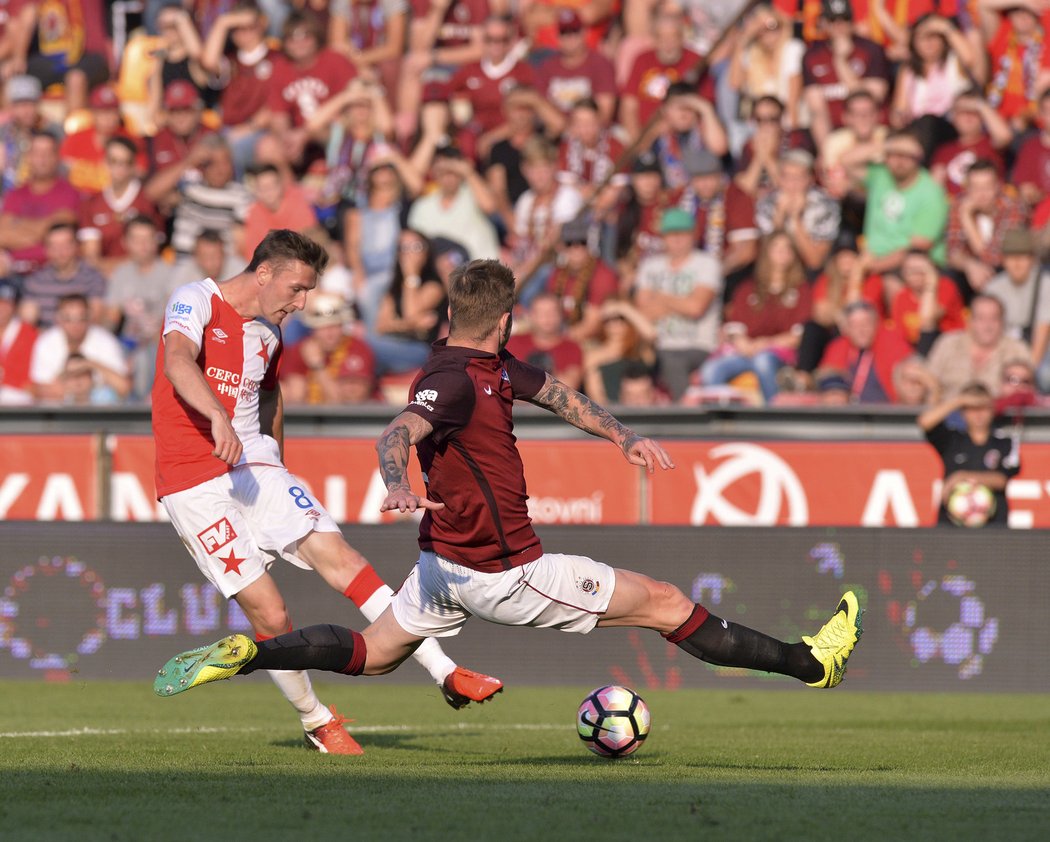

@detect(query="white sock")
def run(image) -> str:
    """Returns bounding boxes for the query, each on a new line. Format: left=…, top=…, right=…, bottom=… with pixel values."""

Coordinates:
left=357, top=584, right=456, bottom=685
left=266, top=669, right=331, bottom=731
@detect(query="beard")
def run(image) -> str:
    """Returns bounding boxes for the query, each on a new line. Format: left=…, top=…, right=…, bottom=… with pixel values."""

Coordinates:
left=498, top=312, right=513, bottom=352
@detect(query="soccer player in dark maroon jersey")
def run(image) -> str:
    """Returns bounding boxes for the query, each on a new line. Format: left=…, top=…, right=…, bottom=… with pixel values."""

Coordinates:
left=154, top=260, right=863, bottom=704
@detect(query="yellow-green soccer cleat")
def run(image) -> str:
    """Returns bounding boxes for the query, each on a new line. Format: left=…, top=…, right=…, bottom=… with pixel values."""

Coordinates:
left=801, top=591, right=863, bottom=688
left=154, top=634, right=257, bottom=697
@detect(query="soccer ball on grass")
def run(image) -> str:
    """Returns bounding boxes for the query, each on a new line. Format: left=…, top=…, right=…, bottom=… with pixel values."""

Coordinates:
left=576, top=685, right=651, bottom=758
left=946, top=480, right=996, bottom=527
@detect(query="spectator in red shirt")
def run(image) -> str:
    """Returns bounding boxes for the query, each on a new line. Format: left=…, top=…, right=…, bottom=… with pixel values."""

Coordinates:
left=819, top=300, right=914, bottom=403
left=328, top=0, right=409, bottom=100
left=700, top=230, right=813, bottom=402
left=650, top=81, right=728, bottom=191
left=282, top=291, right=376, bottom=405
left=535, top=9, right=617, bottom=125
left=802, top=0, right=890, bottom=145
left=1012, top=88, right=1050, bottom=208
left=0, top=131, right=79, bottom=277
left=60, top=84, right=146, bottom=195
left=946, top=159, right=1028, bottom=296
left=242, top=164, right=323, bottom=260
left=506, top=290, right=584, bottom=390
left=199, top=3, right=278, bottom=176
left=931, top=89, right=1012, bottom=197
left=547, top=218, right=620, bottom=343
left=397, top=0, right=487, bottom=144
left=149, top=81, right=215, bottom=180
left=890, top=249, right=967, bottom=353
left=980, top=2, right=1047, bottom=131
left=78, top=137, right=161, bottom=275
left=448, top=15, right=534, bottom=161
left=0, top=279, right=37, bottom=405
left=556, top=97, right=625, bottom=204
left=620, top=2, right=703, bottom=141
left=267, top=9, right=357, bottom=164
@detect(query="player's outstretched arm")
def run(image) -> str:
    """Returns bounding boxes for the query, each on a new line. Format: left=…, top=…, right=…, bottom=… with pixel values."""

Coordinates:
left=528, top=373, right=675, bottom=473
left=376, top=410, right=446, bottom=513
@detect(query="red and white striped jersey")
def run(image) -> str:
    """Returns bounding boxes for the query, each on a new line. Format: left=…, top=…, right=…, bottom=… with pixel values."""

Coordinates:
left=152, top=278, right=283, bottom=498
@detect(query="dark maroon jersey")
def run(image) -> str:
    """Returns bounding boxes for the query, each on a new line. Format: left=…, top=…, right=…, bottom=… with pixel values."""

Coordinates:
left=403, top=340, right=547, bottom=572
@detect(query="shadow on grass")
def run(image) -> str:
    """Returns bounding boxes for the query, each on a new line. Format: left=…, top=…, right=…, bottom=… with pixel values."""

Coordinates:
left=1, top=767, right=1048, bottom=842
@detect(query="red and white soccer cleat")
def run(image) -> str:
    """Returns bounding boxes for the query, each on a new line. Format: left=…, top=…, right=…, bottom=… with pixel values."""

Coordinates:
left=304, top=706, right=364, bottom=755
left=441, top=667, right=504, bottom=709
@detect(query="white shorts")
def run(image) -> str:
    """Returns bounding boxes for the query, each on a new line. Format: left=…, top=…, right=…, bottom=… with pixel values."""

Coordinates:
left=391, top=551, right=616, bottom=638
left=162, top=464, right=340, bottom=598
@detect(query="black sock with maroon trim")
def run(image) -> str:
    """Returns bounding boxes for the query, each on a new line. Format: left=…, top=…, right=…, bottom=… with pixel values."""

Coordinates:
left=240, top=624, right=367, bottom=676
left=663, top=605, right=821, bottom=683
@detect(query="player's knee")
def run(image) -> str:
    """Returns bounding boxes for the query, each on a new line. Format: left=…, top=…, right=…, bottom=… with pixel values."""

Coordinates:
left=252, top=604, right=291, bottom=638
left=652, top=580, right=691, bottom=617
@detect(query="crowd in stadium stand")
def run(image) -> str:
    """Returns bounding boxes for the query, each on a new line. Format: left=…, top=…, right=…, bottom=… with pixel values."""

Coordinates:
left=2, top=0, right=1050, bottom=411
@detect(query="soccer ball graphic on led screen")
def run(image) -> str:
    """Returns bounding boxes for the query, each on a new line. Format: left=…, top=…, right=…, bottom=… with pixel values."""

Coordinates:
left=946, top=480, right=996, bottom=527
left=576, top=685, right=651, bottom=758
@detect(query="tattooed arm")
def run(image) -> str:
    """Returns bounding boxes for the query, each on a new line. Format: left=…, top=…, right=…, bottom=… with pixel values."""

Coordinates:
left=529, top=373, right=676, bottom=473
left=375, top=411, right=445, bottom=513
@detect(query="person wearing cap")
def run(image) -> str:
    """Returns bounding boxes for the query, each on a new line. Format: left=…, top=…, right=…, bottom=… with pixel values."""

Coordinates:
left=857, top=129, right=949, bottom=272
left=547, top=217, right=619, bottom=343
left=59, top=84, right=147, bottom=194
left=511, top=136, right=583, bottom=303
left=0, top=279, right=37, bottom=405
left=506, top=290, right=584, bottom=390
left=927, top=294, right=1029, bottom=399
left=0, top=75, right=54, bottom=193
left=535, top=9, right=617, bottom=124
left=620, top=3, right=705, bottom=141
left=635, top=207, right=723, bottom=400
left=756, top=148, right=840, bottom=271
left=370, top=228, right=449, bottom=376
left=0, top=132, right=79, bottom=278
left=818, top=299, right=913, bottom=403
left=677, top=146, right=759, bottom=288
left=930, top=88, right=1011, bottom=198
left=150, top=80, right=214, bottom=175
left=802, top=0, right=890, bottom=145
left=650, top=81, right=728, bottom=191
left=281, top=291, right=376, bottom=405
left=946, top=159, right=1027, bottom=295
left=984, top=229, right=1050, bottom=384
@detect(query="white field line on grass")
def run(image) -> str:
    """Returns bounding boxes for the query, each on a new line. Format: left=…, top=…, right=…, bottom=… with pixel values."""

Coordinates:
left=0, top=722, right=579, bottom=739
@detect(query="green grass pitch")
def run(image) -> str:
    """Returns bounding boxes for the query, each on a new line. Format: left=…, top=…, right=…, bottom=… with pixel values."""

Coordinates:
left=1, top=680, right=1048, bottom=842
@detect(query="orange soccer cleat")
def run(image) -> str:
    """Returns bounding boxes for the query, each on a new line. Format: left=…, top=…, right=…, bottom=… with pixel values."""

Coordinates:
left=304, top=706, right=364, bottom=755
left=441, top=667, right=504, bottom=709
